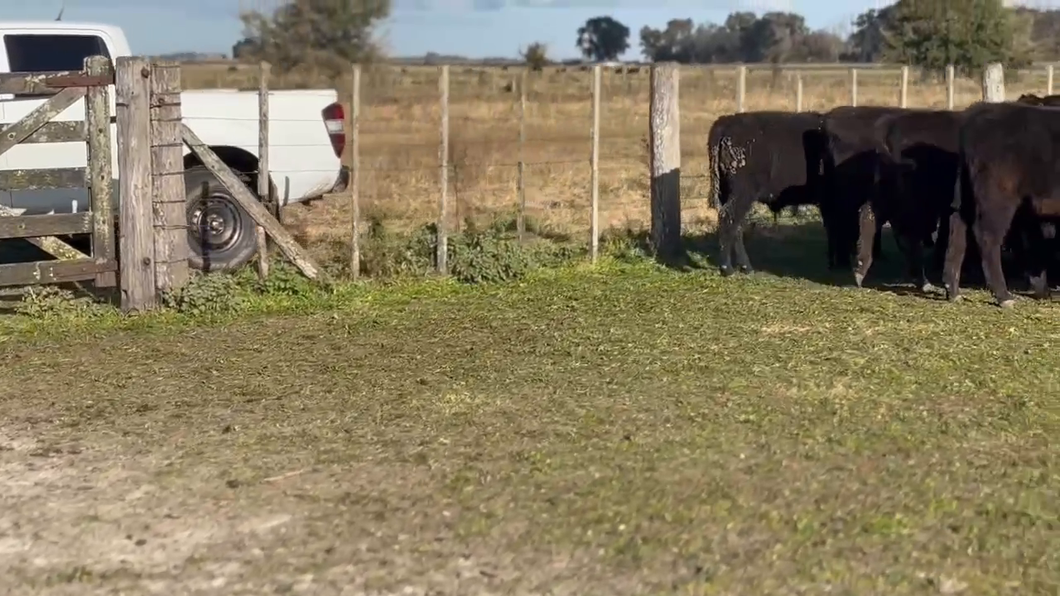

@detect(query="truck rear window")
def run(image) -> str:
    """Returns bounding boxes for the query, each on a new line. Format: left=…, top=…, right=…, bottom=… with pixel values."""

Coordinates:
left=4, top=34, right=111, bottom=73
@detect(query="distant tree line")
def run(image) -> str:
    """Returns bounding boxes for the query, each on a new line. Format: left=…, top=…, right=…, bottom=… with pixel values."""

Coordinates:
left=226, top=0, right=1060, bottom=78
left=570, top=1, right=1060, bottom=76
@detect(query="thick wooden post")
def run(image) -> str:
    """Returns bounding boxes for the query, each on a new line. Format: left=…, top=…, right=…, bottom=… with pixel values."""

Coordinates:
left=256, top=61, right=271, bottom=279
left=116, top=56, right=156, bottom=312
left=85, top=56, right=115, bottom=288
left=649, top=62, right=681, bottom=261
left=795, top=74, right=803, bottom=112
left=589, top=64, right=601, bottom=263
left=982, top=63, right=1005, bottom=102
left=1048, top=64, right=1055, bottom=96
left=150, top=60, right=189, bottom=296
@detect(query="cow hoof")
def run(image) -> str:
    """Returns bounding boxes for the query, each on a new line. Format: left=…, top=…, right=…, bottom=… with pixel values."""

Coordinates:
left=719, top=266, right=735, bottom=278
left=739, top=265, right=754, bottom=275
left=920, top=282, right=936, bottom=293
left=854, top=272, right=865, bottom=288
left=999, top=298, right=1016, bottom=309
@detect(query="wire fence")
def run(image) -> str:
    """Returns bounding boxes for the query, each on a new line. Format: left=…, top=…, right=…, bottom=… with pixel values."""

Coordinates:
left=180, top=61, right=1058, bottom=274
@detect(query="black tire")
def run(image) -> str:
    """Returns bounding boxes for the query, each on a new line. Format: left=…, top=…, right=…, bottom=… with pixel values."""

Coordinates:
left=185, top=166, right=258, bottom=272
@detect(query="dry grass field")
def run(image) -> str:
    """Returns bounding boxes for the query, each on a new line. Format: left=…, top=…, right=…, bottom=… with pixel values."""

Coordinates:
left=182, top=61, right=1056, bottom=262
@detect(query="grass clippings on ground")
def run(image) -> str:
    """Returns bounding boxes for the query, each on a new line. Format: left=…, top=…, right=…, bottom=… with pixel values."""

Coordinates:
left=2, top=233, right=1060, bottom=594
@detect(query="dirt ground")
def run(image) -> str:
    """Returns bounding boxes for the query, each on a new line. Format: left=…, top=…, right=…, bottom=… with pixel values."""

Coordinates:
left=2, top=242, right=1060, bottom=594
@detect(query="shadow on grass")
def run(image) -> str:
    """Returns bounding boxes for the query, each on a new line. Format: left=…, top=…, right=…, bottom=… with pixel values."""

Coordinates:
left=609, top=215, right=1014, bottom=298
left=683, top=219, right=912, bottom=288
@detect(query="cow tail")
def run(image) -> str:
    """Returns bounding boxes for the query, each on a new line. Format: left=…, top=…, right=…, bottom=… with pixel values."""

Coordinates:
left=709, top=135, right=722, bottom=213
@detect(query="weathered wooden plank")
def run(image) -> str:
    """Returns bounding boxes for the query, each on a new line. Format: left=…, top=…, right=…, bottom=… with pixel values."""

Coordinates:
left=0, top=167, right=85, bottom=191
left=0, top=206, right=89, bottom=260
left=180, top=124, right=323, bottom=280
left=0, top=121, right=84, bottom=145
left=0, top=86, right=85, bottom=158
left=150, top=60, right=188, bottom=294
left=116, top=56, right=156, bottom=312
left=86, top=55, right=116, bottom=288
left=0, top=70, right=111, bottom=95
left=0, top=258, right=115, bottom=287
left=0, top=212, right=92, bottom=239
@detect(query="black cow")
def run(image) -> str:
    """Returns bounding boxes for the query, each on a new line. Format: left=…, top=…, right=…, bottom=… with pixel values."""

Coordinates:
left=1018, top=93, right=1060, bottom=106
left=708, top=111, right=827, bottom=276
left=944, top=101, right=1060, bottom=307
left=856, top=109, right=962, bottom=291
left=857, top=95, right=1060, bottom=292
left=821, top=106, right=908, bottom=270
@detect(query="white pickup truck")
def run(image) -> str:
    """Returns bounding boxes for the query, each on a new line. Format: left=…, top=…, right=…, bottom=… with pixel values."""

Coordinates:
left=0, top=21, right=348, bottom=271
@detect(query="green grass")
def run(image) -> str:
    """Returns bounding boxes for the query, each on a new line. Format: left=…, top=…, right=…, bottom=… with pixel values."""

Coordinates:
left=2, top=222, right=1060, bottom=594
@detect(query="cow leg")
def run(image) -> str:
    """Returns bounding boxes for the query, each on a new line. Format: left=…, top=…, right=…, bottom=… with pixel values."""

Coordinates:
left=903, top=235, right=933, bottom=293
left=973, top=202, right=1018, bottom=308
left=818, top=203, right=839, bottom=270
left=872, top=220, right=885, bottom=262
left=943, top=211, right=968, bottom=302
left=854, top=203, right=877, bottom=287
left=734, top=226, right=753, bottom=274
left=834, top=204, right=860, bottom=271
left=931, top=213, right=949, bottom=277
left=717, top=198, right=753, bottom=277
left=1024, top=221, right=1050, bottom=300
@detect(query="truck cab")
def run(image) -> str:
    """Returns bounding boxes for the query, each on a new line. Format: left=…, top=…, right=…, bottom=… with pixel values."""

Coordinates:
left=0, top=21, right=348, bottom=272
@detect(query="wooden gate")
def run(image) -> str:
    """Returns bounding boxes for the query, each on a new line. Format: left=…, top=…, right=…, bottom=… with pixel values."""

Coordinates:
left=0, top=56, right=116, bottom=287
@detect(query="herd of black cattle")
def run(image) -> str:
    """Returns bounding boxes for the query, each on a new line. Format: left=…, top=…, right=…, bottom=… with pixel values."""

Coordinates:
left=707, top=93, right=1060, bottom=308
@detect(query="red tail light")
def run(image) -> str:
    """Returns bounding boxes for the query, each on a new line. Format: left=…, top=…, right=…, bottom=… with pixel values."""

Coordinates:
left=322, top=102, right=346, bottom=158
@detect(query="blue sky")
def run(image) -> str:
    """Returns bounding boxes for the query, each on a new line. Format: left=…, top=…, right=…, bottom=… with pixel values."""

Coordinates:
left=0, top=1, right=1053, bottom=59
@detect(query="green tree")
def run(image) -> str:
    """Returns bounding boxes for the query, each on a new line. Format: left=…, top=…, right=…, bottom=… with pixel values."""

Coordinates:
left=638, top=19, right=694, bottom=61
left=883, top=0, right=1030, bottom=76
left=521, top=42, right=550, bottom=71
left=740, top=12, right=812, bottom=63
left=638, top=12, right=841, bottom=64
left=238, top=0, right=389, bottom=75
left=577, top=16, right=631, bottom=62
left=844, top=7, right=895, bottom=62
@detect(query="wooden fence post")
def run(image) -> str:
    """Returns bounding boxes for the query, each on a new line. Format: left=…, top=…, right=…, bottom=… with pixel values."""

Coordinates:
left=350, top=63, right=361, bottom=279
left=437, top=64, right=449, bottom=274
left=256, top=62, right=271, bottom=279
left=983, top=63, right=1005, bottom=102
left=899, top=66, right=909, bottom=108
left=150, top=60, right=188, bottom=296
left=735, top=65, right=746, bottom=113
left=649, top=62, right=681, bottom=262
left=850, top=68, right=858, bottom=107
left=1048, top=64, right=1055, bottom=95
left=589, top=64, right=601, bottom=263
left=517, top=69, right=527, bottom=241
left=946, top=65, right=955, bottom=110
left=795, top=74, right=803, bottom=112
left=116, top=56, right=156, bottom=312
left=85, top=56, right=115, bottom=288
